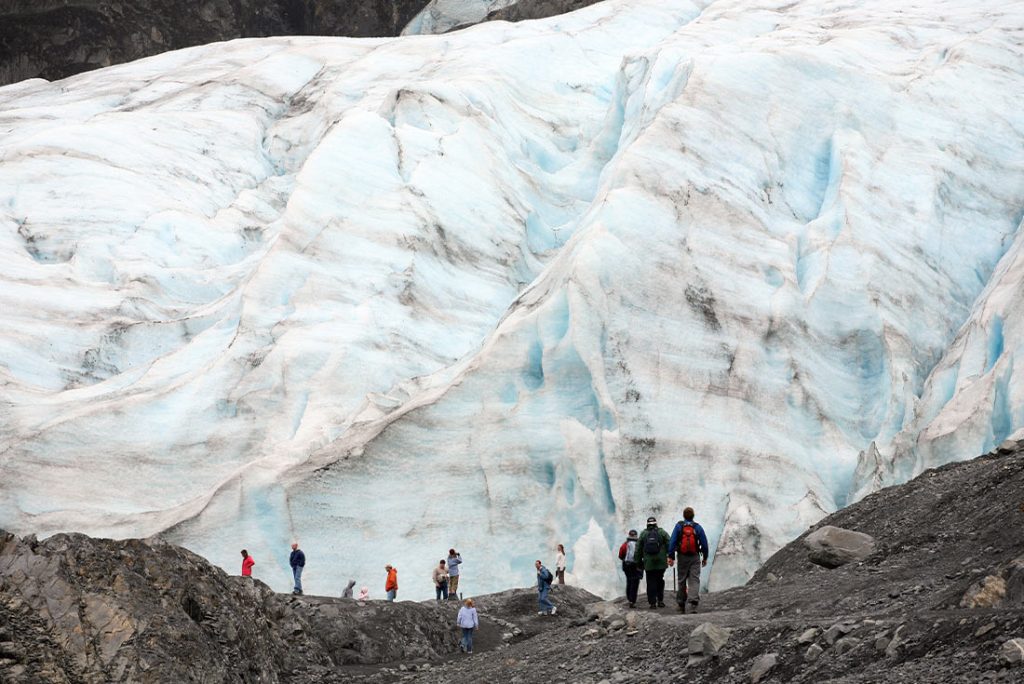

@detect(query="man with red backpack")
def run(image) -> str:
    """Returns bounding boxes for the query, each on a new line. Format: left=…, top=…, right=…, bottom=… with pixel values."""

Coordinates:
left=667, top=507, right=710, bottom=613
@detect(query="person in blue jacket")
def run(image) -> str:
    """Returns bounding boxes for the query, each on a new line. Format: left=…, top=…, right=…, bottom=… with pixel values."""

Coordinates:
left=667, top=507, right=709, bottom=613
left=289, top=542, right=306, bottom=595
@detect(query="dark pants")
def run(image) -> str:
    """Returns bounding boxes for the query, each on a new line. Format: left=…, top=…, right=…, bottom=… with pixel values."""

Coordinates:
left=556, top=569, right=565, bottom=585
left=623, top=563, right=643, bottom=605
left=645, top=568, right=666, bottom=606
left=676, top=553, right=701, bottom=606
left=436, top=583, right=448, bottom=601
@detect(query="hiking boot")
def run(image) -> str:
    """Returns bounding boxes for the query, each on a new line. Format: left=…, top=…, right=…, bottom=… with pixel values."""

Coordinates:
left=649, top=604, right=657, bottom=609
left=688, top=601, right=699, bottom=613
left=550, top=606, right=557, bottom=615
left=538, top=611, right=546, bottom=615
left=628, top=602, right=636, bottom=609
left=677, top=604, right=686, bottom=614
left=657, top=601, right=665, bottom=608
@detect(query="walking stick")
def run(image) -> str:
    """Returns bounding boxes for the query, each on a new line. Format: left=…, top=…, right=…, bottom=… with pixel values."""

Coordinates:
left=673, top=567, right=677, bottom=592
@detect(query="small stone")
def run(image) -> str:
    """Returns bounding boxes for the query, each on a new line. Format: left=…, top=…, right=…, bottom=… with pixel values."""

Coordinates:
left=797, top=628, right=818, bottom=644
left=609, top=619, right=626, bottom=631
left=874, top=634, right=891, bottom=652
left=1000, top=638, right=1024, bottom=665
left=834, top=637, right=860, bottom=655
left=976, top=623, right=997, bottom=638
left=824, top=622, right=856, bottom=645
left=749, top=653, right=777, bottom=683
left=805, top=644, right=824, bottom=662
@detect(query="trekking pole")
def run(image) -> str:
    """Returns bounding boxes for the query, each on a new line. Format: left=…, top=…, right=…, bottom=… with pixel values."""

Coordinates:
left=673, top=567, right=677, bottom=592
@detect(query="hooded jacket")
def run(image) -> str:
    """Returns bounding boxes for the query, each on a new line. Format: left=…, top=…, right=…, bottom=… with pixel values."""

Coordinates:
left=635, top=525, right=670, bottom=571
left=342, top=580, right=356, bottom=598
left=385, top=567, right=398, bottom=592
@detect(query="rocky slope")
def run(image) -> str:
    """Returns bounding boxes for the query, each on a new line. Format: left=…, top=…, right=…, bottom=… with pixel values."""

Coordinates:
left=0, top=1, right=431, bottom=85
left=3, top=440, right=1023, bottom=682
left=0, top=527, right=601, bottom=682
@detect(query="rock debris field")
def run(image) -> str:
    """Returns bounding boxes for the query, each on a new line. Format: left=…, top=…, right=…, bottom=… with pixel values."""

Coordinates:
left=2, top=439, right=1023, bottom=682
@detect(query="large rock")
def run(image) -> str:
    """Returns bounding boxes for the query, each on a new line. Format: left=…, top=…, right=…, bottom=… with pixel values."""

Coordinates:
left=961, top=575, right=1007, bottom=608
left=804, top=526, right=876, bottom=568
left=749, top=653, right=777, bottom=683
left=688, top=622, right=732, bottom=665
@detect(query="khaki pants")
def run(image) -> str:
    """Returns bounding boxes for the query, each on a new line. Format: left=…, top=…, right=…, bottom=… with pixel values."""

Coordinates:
left=676, top=554, right=701, bottom=606
left=448, top=575, right=460, bottom=597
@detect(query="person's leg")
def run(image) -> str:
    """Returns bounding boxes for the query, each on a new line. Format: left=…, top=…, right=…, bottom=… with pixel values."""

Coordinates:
left=626, top=566, right=640, bottom=606
left=449, top=575, right=459, bottom=597
left=435, top=585, right=441, bottom=601
left=293, top=566, right=303, bottom=594
left=466, top=628, right=474, bottom=653
left=644, top=568, right=657, bottom=606
left=386, top=589, right=396, bottom=602
left=443, top=584, right=449, bottom=600
left=539, top=585, right=554, bottom=612
left=557, top=569, right=565, bottom=585
left=687, top=557, right=702, bottom=608
left=676, top=556, right=692, bottom=609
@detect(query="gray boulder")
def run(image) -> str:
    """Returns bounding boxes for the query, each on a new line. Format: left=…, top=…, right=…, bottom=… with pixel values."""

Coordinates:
left=804, top=526, right=876, bottom=568
left=1001, top=638, right=1024, bottom=665
left=749, top=653, right=777, bottom=683
left=688, top=623, right=732, bottom=665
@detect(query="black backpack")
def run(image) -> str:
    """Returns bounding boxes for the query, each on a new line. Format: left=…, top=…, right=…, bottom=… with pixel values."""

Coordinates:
left=642, top=528, right=662, bottom=555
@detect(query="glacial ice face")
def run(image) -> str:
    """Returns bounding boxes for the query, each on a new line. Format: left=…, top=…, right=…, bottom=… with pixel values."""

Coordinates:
left=1, top=0, right=1023, bottom=599
left=403, top=0, right=517, bottom=34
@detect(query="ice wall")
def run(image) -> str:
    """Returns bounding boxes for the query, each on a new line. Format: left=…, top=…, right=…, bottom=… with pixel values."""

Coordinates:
left=1, top=0, right=1023, bottom=598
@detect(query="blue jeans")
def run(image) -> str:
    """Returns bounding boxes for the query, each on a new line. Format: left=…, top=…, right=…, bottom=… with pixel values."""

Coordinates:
left=436, top=584, right=449, bottom=601
left=292, top=566, right=303, bottom=593
left=461, top=627, right=474, bottom=653
left=386, top=589, right=397, bottom=602
left=538, top=584, right=554, bottom=613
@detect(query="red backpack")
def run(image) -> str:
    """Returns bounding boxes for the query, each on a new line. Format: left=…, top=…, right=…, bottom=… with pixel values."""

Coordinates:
left=678, top=522, right=698, bottom=555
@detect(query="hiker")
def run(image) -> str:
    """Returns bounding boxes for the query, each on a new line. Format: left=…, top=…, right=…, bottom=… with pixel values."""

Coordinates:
left=635, top=516, right=670, bottom=608
left=385, top=564, right=398, bottom=602
left=456, top=598, right=479, bottom=654
left=668, top=506, right=710, bottom=613
left=358, top=586, right=370, bottom=600
left=535, top=560, right=557, bottom=615
left=617, top=530, right=643, bottom=608
left=447, top=549, right=463, bottom=599
left=342, top=579, right=356, bottom=598
left=555, top=544, right=567, bottom=585
left=289, top=543, right=305, bottom=595
left=433, top=559, right=449, bottom=601
left=240, top=549, right=255, bottom=577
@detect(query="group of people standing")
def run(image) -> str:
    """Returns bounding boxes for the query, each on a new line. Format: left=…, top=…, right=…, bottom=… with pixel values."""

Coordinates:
left=617, top=507, right=710, bottom=613
left=431, top=549, right=464, bottom=600
left=240, top=509, right=710, bottom=633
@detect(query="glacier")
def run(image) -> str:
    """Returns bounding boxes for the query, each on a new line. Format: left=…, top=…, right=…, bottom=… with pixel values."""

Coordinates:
left=1, top=0, right=1023, bottom=600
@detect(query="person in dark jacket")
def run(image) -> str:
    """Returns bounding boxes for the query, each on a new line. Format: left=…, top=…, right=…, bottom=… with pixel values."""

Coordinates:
left=289, top=543, right=305, bottom=595
left=634, top=516, right=670, bottom=608
left=617, top=530, right=643, bottom=608
left=668, top=507, right=710, bottom=613
left=342, top=579, right=356, bottom=598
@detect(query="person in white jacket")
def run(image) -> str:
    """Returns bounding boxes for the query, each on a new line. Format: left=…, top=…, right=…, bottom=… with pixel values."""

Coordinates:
left=555, top=544, right=567, bottom=585
left=456, top=598, right=479, bottom=654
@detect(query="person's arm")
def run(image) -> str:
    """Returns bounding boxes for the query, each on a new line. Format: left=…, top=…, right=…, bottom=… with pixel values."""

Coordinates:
left=618, top=542, right=626, bottom=560
left=668, top=523, right=680, bottom=562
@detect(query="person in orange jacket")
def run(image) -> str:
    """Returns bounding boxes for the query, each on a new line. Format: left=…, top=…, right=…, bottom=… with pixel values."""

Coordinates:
left=385, top=564, right=398, bottom=602
left=240, top=549, right=255, bottom=577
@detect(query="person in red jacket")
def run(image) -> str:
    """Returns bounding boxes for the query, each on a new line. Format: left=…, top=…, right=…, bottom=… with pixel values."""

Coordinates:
left=385, top=564, right=398, bottom=602
left=240, top=549, right=255, bottom=577
left=617, top=530, right=642, bottom=608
